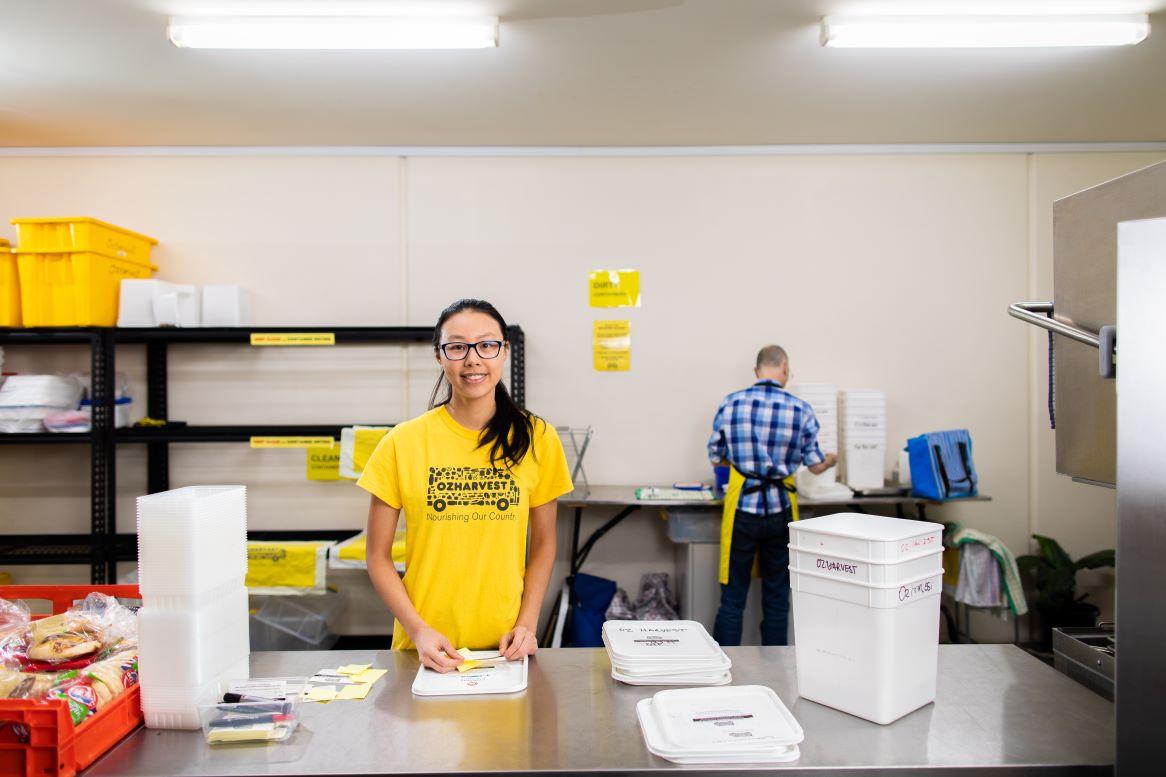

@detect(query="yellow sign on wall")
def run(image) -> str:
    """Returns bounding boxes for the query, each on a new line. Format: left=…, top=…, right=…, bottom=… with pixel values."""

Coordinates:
left=306, top=443, right=344, bottom=481
left=588, top=270, right=641, bottom=308
left=594, top=320, right=631, bottom=372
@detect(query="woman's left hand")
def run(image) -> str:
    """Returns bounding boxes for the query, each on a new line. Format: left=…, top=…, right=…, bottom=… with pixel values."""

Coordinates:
left=499, top=624, right=538, bottom=661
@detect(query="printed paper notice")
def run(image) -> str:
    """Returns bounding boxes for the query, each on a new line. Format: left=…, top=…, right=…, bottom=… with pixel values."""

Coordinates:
left=589, top=270, right=641, bottom=308
left=594, top=320, right=631, bottom=372
left=306, top=443, right=343, bottom=481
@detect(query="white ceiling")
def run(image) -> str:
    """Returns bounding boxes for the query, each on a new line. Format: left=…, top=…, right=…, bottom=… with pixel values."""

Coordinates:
left=2, top=0, right=1165, bottom=147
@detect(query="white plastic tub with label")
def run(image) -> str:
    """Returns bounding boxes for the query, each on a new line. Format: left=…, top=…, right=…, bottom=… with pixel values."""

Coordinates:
left=788, top=514, right=944, bottom=725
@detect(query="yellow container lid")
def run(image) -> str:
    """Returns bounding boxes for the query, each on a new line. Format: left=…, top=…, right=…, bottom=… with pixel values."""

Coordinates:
left=0, top=238, right=10, bottom=249
left=10, top=217, right=158, bottom=245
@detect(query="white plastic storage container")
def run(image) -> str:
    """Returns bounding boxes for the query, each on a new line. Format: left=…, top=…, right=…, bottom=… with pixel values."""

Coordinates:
left=141, top=655, right=251, bottom=730
left=249, top=592, right=346, bottom=651
left=789, top=513, right=943, bottom=562
left=136, top=486, right=248, bottom=607
left=202, top=285, right=251, bottom=327
left=138, top=586, right=250, bottom=688
left=789, top=514, right=943, bottom=725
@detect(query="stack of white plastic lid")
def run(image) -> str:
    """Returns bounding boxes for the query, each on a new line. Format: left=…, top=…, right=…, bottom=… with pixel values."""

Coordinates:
left=137, top=486, right=251, bottom=730
left=637, top=685, right=803, bottom=764
left=602, top=620, right=731, bottom=685
left=788, top=513, right=944, bottom=724
left=840, top=390, right=887, bottom=489
left=788, top=384, right=852, bottom=498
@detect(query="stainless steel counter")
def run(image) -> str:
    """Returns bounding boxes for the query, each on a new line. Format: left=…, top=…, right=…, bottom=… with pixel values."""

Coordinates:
left=86, top=645, right=1113, bottom=776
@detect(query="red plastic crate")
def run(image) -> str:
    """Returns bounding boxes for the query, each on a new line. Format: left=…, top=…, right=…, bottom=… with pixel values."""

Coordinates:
left=0, top=585, right=143, bottom=777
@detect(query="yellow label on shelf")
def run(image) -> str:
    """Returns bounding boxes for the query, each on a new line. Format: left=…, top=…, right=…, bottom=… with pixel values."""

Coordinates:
left=250, top=333, right=336, bottom=346
left=593, top=320, right=631, bottom=372
left=588, top=270, right=641, bottom=308
left=306, top=443, right=344, bottom=480
left=251, top=436, right=336, bottom=449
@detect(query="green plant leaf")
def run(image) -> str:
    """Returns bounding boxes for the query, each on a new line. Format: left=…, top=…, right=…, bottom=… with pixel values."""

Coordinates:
left=1034, top=534, right=1073, bottom=571
left=1075, top=549, right=1116, bottom=570
left=1016, top=555, right=1047, bottom=575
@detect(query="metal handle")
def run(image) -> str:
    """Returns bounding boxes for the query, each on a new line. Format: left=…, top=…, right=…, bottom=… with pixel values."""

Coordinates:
left=1008, top=302, right=1100, bottom=348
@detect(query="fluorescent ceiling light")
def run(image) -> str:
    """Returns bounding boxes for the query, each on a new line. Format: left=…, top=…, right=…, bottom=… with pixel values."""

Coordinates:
left=820, top=14, right=1150, bottom=48
left=168, top=16, right=499, bottom=50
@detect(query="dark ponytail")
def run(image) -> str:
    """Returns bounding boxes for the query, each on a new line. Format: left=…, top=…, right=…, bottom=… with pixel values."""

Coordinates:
left=429, top=299, right=536, bottom=469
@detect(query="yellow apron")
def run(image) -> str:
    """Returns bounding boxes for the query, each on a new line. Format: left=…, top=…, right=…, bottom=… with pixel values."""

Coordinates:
left=718, top=467, right=799, bottom=585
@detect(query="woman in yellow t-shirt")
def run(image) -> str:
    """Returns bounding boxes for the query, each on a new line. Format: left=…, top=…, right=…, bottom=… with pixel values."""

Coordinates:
left=358, top=299, right=573, bottom=672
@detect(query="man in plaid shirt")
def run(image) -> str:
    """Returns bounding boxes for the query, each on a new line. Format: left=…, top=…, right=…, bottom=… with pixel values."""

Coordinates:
left=707, top=345, right=837, bottom=646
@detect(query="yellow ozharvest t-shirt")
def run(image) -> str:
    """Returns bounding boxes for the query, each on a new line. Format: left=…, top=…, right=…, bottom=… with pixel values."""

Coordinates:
left=357, top=406, right=573, bottom=650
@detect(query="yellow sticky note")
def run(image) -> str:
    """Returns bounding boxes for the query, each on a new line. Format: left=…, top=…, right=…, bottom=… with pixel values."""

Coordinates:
left=305, top=686, right=338, bottom=703
left=350, top=668, right=388, bottom=685
left=307, top=443, right=343, bottom=481
left=589, top=270, right=641, bottom=308
left=337, top=683, right=372, bottom=700
left=337, top=663, right=372, bottom=676
left=593, top=320, right=631, bottom=372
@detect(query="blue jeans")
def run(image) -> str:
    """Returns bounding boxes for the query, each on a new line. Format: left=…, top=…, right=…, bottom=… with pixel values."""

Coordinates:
left=713, top=508, right=791, bottom=646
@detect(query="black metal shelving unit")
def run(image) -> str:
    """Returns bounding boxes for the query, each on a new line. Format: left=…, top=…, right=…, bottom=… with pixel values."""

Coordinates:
left=0, top=325, right=526, bottom=583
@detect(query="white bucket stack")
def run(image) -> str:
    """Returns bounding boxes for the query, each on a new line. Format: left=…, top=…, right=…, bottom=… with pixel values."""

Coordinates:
left=636, top=686, right=803, bottom=764
left=788, top=384, right=851, bottom=498
left=788, top=513, right=944, bottom=724
left=602, top=620, right=731, bottom=686
left=840, top=390, right=887, bottom=489
left=136, top=486, right=251, bottom=730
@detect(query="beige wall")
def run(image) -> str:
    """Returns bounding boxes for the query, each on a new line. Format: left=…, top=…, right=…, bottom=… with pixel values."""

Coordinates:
left=1, top=150, right=1159, bottom=636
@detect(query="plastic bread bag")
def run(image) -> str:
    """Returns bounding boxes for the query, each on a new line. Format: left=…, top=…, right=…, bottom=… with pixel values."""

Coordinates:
left=43, top=671, right=101, bottom=725
left=0, top=666, right=58, bottom=700
left=0, top=598, right=31, bottom=670
left=74, top=592, right=138, bottom=655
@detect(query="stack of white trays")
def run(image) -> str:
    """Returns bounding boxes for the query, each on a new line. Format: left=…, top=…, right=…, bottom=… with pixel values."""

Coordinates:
left=602, top=620, right=731, bottom=686
left=840, top=390, right=887, bottom=489
left=788, top=513, right=945, bottom=724
left=636, top=685, right=804, bottom=764
left=136, top=486, right=251, bottom=730
left=787, top=384, right=849, bottom=498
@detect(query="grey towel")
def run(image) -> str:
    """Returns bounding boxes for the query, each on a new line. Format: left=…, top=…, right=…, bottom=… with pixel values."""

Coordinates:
left=954, top=542, right=1004, bottom=609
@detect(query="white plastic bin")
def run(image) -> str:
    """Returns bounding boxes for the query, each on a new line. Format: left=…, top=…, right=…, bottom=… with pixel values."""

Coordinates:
left=141, top=655, right=251, bottom=730
left=138, top=585, right=250, bottom=688
left=788, top=513, right=943, bottom=562
left=136, top=486, right=248, bottom=607
left=789, top=547, right=941, bottom=586
left=789, top=514, right=943, bottom=725
left=202, top=285, right=251, bottom=327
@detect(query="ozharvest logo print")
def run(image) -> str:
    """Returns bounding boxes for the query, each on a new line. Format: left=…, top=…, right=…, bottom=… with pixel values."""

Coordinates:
left=427, top=467, right=521, bottom=513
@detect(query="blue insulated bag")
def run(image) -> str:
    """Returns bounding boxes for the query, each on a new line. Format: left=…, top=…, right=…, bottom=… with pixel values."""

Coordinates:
left=906, top=430, right=979, bottom=501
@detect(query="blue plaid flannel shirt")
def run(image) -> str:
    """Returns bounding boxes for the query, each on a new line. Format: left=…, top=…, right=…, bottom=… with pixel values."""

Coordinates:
left=707, top=380, right=826, bottom=515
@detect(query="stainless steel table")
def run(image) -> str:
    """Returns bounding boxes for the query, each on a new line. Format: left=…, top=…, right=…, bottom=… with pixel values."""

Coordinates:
left=86, top=645, right=1112, bottom=776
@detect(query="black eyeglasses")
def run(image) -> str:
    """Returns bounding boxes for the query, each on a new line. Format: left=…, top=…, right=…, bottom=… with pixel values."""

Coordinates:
left=438, top=340, right=505, bottom=360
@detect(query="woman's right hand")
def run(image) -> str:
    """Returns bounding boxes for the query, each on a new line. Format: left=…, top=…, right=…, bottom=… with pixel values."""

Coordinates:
left=411, top=625, right=463, bottom=673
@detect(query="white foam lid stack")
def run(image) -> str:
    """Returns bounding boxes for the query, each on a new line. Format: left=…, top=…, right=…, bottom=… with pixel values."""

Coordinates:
left=637, top=685, right=804, bottom=764
left=603, top=620, right=733, bottom=686
left=788, top=513, right=944, bottom=725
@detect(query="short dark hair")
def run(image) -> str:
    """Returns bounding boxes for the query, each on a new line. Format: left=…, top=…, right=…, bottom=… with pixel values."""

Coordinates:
left=756, top=345, right=788, bottom=370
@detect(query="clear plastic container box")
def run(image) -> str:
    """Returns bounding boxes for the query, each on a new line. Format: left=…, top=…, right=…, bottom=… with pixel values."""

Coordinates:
left=136, top=486, right=247, bottom=607
left=248, top=592, right=346, bottom=651
left=200, top=698, right=300, bottom=745
left=138, top=585, right=250, bottom=688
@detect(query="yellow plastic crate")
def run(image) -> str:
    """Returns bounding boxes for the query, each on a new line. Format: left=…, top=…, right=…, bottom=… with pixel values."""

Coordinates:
left=0, top=238, right=18, bottom=327
left=15, top=249, right=157, bottom=326
left=12, top=217, right=157, bottom=263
